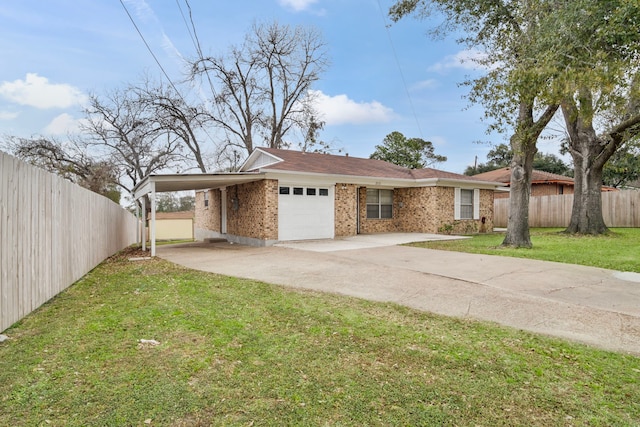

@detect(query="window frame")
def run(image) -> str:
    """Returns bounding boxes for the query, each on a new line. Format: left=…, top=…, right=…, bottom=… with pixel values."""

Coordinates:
left=454, top=188, right=480, bottom=220
left=366, top=188, right=393, bottom=219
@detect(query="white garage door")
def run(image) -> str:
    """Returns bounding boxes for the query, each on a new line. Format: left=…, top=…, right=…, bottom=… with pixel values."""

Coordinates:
left=278, top=185, right=334, bottom=241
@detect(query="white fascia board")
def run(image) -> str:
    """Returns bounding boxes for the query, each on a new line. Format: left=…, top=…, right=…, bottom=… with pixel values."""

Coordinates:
left=133, top=178, right=152, bottom=200
left=264, top=170, right=503, bottom=190
left=133, top=172, right=266, bottom=197
left=263, top=170, right=415, bottom=188
left=239, top=148, right=283, bottom=171
left=414, top=178, right=504, bottom=190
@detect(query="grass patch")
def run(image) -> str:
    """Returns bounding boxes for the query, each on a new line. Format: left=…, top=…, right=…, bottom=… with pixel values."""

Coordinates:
left=409, top=228, right=640, bottom=272
left=1, top=249, right=639, bottom=425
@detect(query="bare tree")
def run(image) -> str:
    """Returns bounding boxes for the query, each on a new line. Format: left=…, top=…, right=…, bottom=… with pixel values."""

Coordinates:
left=189, top=21, right=329, bottom=158
left=134, top=79, right=211, bottom=173
left=4, top=135, right=121, bottom=203
left=82, top=88, right=182, bottom=194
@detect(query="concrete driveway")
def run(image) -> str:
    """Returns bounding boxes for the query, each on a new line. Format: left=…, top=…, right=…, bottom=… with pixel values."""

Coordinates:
left=156, top=234, right=640, bottom=355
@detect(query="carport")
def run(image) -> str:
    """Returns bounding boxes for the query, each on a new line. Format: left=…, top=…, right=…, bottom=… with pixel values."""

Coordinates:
left=133, top=172, right=265, bottom=256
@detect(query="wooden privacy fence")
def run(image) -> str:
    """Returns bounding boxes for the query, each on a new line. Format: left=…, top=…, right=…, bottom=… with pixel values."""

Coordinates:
left=1, top=151, right=138, bottom=332
left=494, top=190, right=640, bottom=228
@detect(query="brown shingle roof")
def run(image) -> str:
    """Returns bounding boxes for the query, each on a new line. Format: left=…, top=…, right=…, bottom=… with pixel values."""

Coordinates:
left=472, top=167, right=574, bottom=185
left=254, top=147, right=485, bottom=182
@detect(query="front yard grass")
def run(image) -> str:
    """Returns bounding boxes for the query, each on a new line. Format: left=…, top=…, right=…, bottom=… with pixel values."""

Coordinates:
left=1, top=249, right=639, bottom=426
left=409, top=228, right=640, bottom=273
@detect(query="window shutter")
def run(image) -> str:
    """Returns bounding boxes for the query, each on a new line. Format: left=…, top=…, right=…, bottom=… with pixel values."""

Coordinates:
left=454, top=188, right=461, bottom=220
left=473, top=189, right=480, bottom=220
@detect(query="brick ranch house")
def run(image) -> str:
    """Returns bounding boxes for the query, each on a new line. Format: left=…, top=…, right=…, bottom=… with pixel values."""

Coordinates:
left=473, top=167, right=616, bottom=199
left=134, top=148, right=503, bottom=252
left=194, top=148, right=502, bottom=245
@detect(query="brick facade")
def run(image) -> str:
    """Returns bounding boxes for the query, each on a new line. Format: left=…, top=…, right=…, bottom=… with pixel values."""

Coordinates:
left=356, top=186, right=494, bottom=236
left=334, top=183, right=358, bottom=237
left=194, top=180, right=494, bottom=245
left=194, top=189, right=221, bottom=233
left=494, top=183, right=574, bottom=199
left=225, top=180, right=278, bottom=241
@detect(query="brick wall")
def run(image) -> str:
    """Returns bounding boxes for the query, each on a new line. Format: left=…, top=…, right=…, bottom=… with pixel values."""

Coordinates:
left=531, top=183, right=573, bottom=197
left=496, top=183, right=574, bottom=199
left=433, top=188, right=494, bottom=234
left=394, top=187, right=439, bottom=233
left=358, top=187, right=398, bottom=234
left=194, top=189, right=221, bottom=233
left=225, top=180, right=278, bottom=241
left=357, top=186, right=494, bottom=235
left=334, top=183, right=357, bottom=237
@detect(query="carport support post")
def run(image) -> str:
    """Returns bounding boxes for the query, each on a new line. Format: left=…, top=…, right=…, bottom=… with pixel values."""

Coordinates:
left=150, top=182, right=156, bottom=257
left=136, top=200, right=141, bottom=246
left=141, top=196, right=146, bottom=252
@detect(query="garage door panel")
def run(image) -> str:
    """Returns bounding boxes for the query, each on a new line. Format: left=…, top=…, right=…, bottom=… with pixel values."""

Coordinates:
left=278, top=185, right=334, bottom=241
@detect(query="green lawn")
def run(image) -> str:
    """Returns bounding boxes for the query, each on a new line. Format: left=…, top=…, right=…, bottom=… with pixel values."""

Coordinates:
left=409, top=228, right=640, bottom=273
left=1, top=249, right=638, bottom=426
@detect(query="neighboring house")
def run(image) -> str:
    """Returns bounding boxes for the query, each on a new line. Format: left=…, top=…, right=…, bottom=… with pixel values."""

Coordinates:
left=186, top=148, right=502, bottom=246
left=147, top=211, right=194, bottom=241
left=474, top=167, right=576, bottom=199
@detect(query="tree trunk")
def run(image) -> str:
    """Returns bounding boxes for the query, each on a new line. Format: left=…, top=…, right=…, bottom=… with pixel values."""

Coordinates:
left=561, top=99, right=609, bottom=234
left=502, top=102, right=559, bottom=248
left=566, top=151, right=608, bottom=234
left=501, top=133, right=536, bottom=248
left=562, top=94, right=617, bottom=235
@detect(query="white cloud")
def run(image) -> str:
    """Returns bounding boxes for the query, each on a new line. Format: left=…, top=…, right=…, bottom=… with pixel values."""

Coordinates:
left=428, top=49, right=490, bottom=72
left=278, top=0, right=319, bottom=12
left=0, top=73, right=87, bottom=109
left=44, top=113, right=84, bottom=135
left=309, top=90, right=394, bottom=125
left=411, top=79, right=439, bottom=91
left=0, top=111, right=19, bottom=120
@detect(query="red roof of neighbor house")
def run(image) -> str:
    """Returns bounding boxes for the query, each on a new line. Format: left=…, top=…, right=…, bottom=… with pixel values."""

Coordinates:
left=252, top=147, right=489, bottom=183
left=472, top=167, right=574, bottom=185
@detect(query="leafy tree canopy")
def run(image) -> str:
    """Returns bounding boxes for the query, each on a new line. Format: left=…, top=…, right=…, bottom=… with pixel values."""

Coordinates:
left=464, top=144, right=571, bottom=176
left=155, top=193, right=195, bottom=213
left=370, top=131, right=446, bottom=169
left=603, top=140, right=640, bottom=188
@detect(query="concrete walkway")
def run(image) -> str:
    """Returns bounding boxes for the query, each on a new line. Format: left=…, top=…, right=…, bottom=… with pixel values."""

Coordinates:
left=156, top=234, right=640, bottom=355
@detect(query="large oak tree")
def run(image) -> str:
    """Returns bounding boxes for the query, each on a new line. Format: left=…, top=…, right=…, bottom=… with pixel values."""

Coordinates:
left=390, top=0, right=559, bottom=248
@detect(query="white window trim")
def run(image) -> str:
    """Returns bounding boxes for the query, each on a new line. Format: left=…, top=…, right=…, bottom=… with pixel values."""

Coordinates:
left=454, top=188, right=480, bottom=220
left=473, top=188, right=480, bottom=220
left=366, top=188, right=393, bottom=219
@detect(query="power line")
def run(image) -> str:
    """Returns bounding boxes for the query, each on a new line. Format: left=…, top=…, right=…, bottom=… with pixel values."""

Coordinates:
left=177, top=0, right=238, bottom=164
left=119, top=0, right=182, bottom=96
left=376, top=0, right=425, bottom=140
left=119, top=0, right=227, bottom=171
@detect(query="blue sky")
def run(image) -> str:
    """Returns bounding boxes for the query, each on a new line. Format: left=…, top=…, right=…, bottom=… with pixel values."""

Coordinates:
left=0, top=0, right=561, bottom=174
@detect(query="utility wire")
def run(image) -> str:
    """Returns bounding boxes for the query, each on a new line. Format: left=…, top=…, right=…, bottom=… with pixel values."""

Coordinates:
left=119, top=0, right=225, bottom=171
left=119, top=0, right=182, bottom=97
left=376, top=0, right=425, bottom=140
left=178, top=0, right=239, bottom=167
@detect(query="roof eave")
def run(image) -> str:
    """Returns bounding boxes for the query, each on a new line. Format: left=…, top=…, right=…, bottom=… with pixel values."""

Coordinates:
left=133, top=172, right=266, bottom=199
left=262, top=169, right=503, bottom=189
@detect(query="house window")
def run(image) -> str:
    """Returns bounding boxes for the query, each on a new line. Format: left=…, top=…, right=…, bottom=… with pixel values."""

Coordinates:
left=459, top=189, right=473, bottom=219
left=279, top=186, right=290, bottom=195
left=366, top=189, right=393, bottom=219
left=454, top=188, right=480, bottom=220
left=319, top=188, right=329, bottom=196
left=293, top=187, right=304, bottom=195
left=204, top=191, right=209, bottom=208
left=306, top=188, right=316, bottom=196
